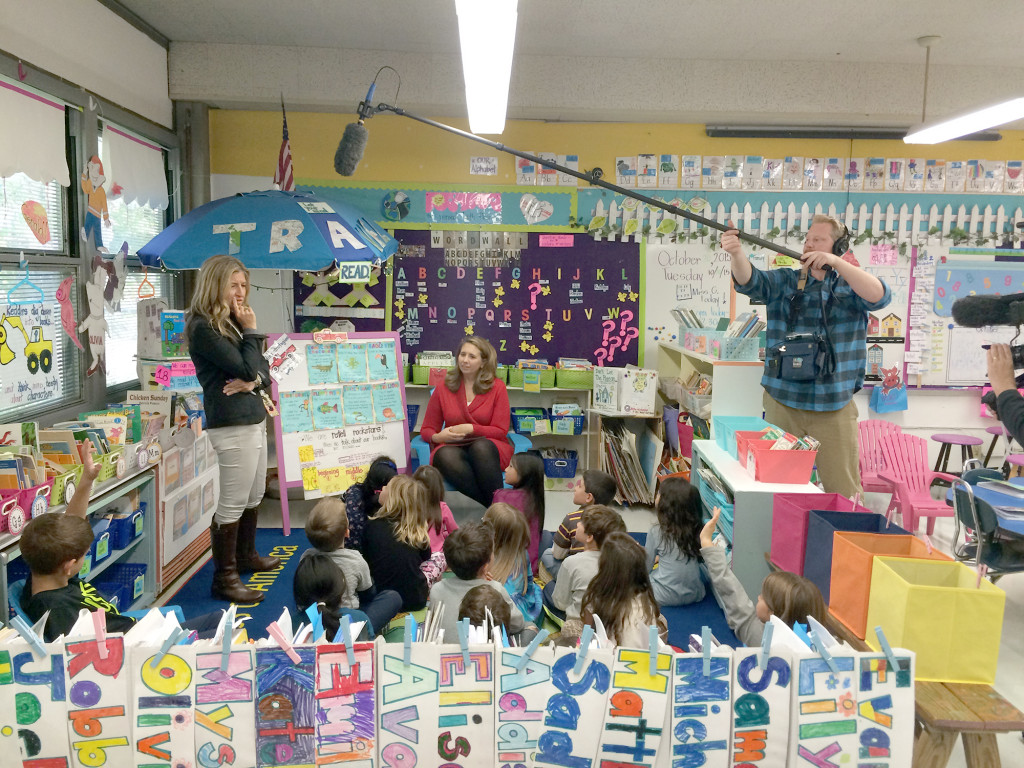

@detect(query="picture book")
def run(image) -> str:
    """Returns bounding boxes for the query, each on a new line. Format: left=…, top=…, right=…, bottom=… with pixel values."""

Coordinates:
left=161, top=310, right=188, bottom=357
left=181, top=442, right=195, bottom=486
left=162, top=446, right=182, bottom=494
left=0, top=422, right=37, bottom=448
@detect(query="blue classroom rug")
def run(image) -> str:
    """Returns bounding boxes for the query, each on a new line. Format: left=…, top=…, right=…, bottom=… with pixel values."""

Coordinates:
left=160, top=529, right=306, bottom=633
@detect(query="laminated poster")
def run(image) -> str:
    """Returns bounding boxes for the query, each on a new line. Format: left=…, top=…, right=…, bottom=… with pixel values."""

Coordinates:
left=132, top=645, right=197, bottom=767
left=616, top=156, right=638, bottom=188
left=722, top=155, right=744, bottom=190
left=598, top=646, right=673, bottom=765
left=886, top=159, right=905, bottom=192
left=667, top=649, right=733, bottom=768
left=343, top=384, right=375, bottom=426
left=702, top=156, right=725, bottom=189
left=946, top=160, right=967, bottom=193
left=337, top=343, right=369, bottom=383
left=306, top=343, right=339, bottom=385
left=782, top=157, right=804, bottom=190
left=742, top=155, right=763, bottom=190
left=279, top=391, right=315, bottom=433
left=638, top=153, right=658, bottom=188
left=731, top=647, right=793, bottom=767
left=366, top=339, right=399, bottom=381
left=864, top=158, right=886, bottom=192
left=905, top=157, right=926, bottom=192
left=537, top=152, right=559, bottom=186
left=311, top=388, right=345, bottom=431
left=195, top=646, right=257, bottom=768
left=762, top=158, right=783, bottom=191
left=1007, top=160, right=1024, bottom=194
left=314, top=642, right=376, bottom=763
left=846, top=158, right=865, bottom=190
left=516, top=154, right=537, bottom=186
left=557, top=154, right=580, bottom=187
left=823, top=157, right=845, bottom=191
left=804, top=157, right=824, bottom=191
left=372, top=380, right=405, bottom=423
left=925, top=158, right=946, bottom=192
left=255, top=647, right=317, bottom=767
left=658, top=154, right=679, bottom=189
left=680, top=155, right=701, bottom=190
left=65, top=634, right=133, bottom=767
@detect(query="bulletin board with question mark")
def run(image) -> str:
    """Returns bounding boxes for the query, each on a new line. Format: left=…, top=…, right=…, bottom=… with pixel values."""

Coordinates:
left=388, top=229, right=640, bottom=366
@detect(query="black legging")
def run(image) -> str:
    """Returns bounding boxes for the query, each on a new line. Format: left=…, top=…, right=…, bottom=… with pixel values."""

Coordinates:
left=433, top=440, right=503, bottom=507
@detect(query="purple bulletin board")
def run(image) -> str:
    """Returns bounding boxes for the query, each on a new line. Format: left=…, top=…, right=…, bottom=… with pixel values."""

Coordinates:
left=389, top=230, right=641, bottom=365
left=292, top=268, right=388, bottom=334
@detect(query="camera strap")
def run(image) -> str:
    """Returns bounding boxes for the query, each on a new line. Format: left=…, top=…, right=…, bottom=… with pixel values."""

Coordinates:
left=788, top=273, right=837, bottom=377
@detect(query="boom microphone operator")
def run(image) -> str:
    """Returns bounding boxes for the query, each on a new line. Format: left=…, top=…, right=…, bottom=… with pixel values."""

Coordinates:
left=334, top=83, right=376, bottom=176
left=950, top=292, right=1024, bottom=328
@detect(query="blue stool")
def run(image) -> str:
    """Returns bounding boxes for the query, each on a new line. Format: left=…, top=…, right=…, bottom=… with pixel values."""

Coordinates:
left=410, top=433, right=532, bottom=491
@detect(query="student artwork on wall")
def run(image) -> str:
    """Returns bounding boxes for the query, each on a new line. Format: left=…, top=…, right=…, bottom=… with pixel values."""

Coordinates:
left=389, top=230, right=640, bottom=366
left=0, top=300, right=62, bottom=407
left=293, top=264, right=388, bottom=334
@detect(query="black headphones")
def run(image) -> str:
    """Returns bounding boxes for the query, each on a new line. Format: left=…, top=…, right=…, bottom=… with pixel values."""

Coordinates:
left=832, top=223, right=851, bottom=257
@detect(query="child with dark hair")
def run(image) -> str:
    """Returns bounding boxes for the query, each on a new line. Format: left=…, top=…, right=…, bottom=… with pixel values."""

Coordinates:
left=342, top=456, right=397, bottom=550
left=541, top=469, right=617, bottom=579
left=646, top=477, right=705, bottom=606
left=701, top=507, right=828, bottom=646
left=492, top=452, right=546, bottom=573
left=413, top=464, right=458, bottom=585
left=302, top=497, right=402, bottom=634
left=428, top=522, right=534, bottom=644
left=582, top=531, right=666, bottom=648
left=458, top=584, right=513, bottom=639
left=293, top=551, right=372, bottom=641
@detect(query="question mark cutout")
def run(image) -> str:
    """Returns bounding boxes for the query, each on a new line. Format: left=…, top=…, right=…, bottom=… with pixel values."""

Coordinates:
left=594, top=348, right=608, bottom=367
left=602, top=319, right=616, bottom=345
left=527, top=282, right=542, bottom=310
left=606, top=336, right=622, bottom=361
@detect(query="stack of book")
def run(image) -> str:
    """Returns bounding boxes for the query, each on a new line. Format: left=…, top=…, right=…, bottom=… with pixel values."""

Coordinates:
left=724, top=311, right=766, bottom=338
left=600, top=417, right=660, bottom=505
left=415, top=351, right=455, bottom=367
left=671, top=308, right=704, bottom=329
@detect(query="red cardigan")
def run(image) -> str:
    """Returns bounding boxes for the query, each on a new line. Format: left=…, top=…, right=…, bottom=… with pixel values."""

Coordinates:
left=419, top=378, right=513, bottom=468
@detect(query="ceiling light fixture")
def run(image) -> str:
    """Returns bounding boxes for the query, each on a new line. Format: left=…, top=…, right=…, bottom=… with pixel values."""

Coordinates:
left=455, top=0, right=518, bottom=135
left=905, top=35, right=1019, bottom=144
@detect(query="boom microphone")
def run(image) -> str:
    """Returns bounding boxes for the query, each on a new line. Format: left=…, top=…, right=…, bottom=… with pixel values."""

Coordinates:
left=334, top=83, right=376, bottom=176
left=951, top=292, right=1024, bottom=328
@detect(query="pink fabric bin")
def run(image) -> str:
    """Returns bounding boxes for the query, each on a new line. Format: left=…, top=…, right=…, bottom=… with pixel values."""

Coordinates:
left=770, top=492, right=872, bottom=575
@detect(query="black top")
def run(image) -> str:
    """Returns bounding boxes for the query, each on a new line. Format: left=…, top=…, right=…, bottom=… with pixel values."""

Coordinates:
left=997, top=390, right=1024, bottom=446
left=23, top=574, right=136, bottom=642
left=187, top=315, right=272, bottom=430
left=361, top=517, right=430, bottom=611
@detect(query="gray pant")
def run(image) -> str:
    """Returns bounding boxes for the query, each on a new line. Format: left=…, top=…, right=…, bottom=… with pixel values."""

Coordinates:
left=207, top=421, right=267, bottom=524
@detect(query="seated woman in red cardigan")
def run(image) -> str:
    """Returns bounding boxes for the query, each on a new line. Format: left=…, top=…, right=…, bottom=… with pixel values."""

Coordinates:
left=419, top=336, right=512, bottom=507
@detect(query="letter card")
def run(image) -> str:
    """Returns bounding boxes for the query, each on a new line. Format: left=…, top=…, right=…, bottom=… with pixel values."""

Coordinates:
left=494, top=645, right=553, bottom=768
left=64, top=635, right=133, bottom=768
left=131, top=644, right=196, bottom=768
left=195, top=646, right=257, bottom=768
left=314, top=641, right=376, bottom=765
left=731, top=648, right=792, bottom=768
left=793, top=647, right=859, bottom=768
left=10, top=639, right=68, bottom=766
left=663, top=648, right=733, bottom=768
left=255, top=647, right=317, bottom=767
left=599, top=647, right=673, bottom=766
left=436, top=644, right=495, bottom=767
left=855, top=651, right=915, bottom=768
left=376, top=640, right=440, bottom=768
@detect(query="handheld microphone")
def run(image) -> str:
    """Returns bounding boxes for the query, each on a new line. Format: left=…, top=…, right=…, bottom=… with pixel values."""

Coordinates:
left=334, top=83, right=376, bottom=176
left=951, top=292, right=1024, bottom=328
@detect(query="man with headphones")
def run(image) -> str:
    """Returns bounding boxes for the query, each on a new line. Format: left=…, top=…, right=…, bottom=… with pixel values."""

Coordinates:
left=721, top=214, right=891, bottom=497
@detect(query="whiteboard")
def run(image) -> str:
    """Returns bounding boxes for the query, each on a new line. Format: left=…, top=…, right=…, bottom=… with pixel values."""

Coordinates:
left=944, top=326, right=1018, bottom=385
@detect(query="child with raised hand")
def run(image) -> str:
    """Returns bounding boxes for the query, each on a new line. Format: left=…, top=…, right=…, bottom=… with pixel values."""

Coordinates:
left=482, top=502, right=543, bottom=624
left=492, top=452, right=546, bottom=574
left=646, top=476, right=705, bottom=606
left=293, top=551, right=373, bottom=641
left=361, top=475, right=431, bottom=611
left=701, top=507, right=828, bottom=646
left=541, top=469, right=617, bottom=579
left=302, top=496, right=402, bottom=635
left=342, top=456, right=397, bottom=550
left=413, top=464, right=458, bottom=585
left=581, top=531, right=666, bottom=649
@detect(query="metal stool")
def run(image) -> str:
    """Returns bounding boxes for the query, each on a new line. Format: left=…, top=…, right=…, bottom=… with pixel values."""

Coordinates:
left=930, top=433, right=984, bottom=482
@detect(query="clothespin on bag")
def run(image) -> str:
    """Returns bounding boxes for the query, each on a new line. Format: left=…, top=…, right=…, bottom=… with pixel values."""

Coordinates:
left=808, top=629, right=839, bottom=675
left=922, top=534, right=934, bottom=555
left=403, top=614, right=415, bottom=666
left=515, top=629, right=550, bottom=672
left=267, top=621, right=302, bottom=664
left=11, top=615, right=47, bottom=659
left=573, top=625, right=595, bottom=676
left=91, top=609, right=108, bottom=660
left=150, top=628, right=187, bottom=669
left=851, top=492, right=862, bottom=510
left=758, top=622, right=773, bottom=670
left=219, top=606, right=237, bottom=672
left=338, top=615, right=356, bottom=667
left=702, top=626, right=712, bottom=677
left=874, top=626, right=900, bottom=671
left=648, top=626, right=659, bottom=675
left=305, top=603, right=324, bottom=642
left=457, top=617, right=471, bottom=668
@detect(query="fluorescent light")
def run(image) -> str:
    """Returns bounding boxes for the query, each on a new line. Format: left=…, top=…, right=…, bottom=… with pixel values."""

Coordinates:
left=904, top=97, right=1024, bottom=144
left=455, top=0, right=518, bottom=134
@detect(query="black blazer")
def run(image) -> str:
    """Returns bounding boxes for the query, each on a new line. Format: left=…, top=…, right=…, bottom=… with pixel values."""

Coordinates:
left=187, top=315, right=271, bottom=429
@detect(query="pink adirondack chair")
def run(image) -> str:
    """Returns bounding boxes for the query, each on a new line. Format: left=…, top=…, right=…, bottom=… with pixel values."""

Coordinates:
left=858, top=419, right=901, bottom=492
left=878, top=433, right=958, bottom=534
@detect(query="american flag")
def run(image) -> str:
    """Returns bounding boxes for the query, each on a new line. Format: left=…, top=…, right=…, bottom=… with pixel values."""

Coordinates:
left=274, top=100, right=295, bottom=191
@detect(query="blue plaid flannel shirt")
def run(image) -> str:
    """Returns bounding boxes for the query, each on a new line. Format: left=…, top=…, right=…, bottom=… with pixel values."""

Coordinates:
left=735, top=265, right=891, bottom=411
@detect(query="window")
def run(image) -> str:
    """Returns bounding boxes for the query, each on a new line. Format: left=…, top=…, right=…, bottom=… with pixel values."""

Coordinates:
left=0, top=172, right=67, bottom=253
left=106, top=268, right=175, bottom=389
left=106, top=197, right=166, bottom=256
left=0, top=266, right=81, bottom=421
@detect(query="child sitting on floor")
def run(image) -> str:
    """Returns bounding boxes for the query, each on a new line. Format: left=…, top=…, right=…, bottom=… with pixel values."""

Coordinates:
left=582, top=531, right=667, bottom=648
left=342, top=456, right=397, bottom=550
left=458, top=583, right=514, bottom=640
left=361, top=475, right=432, bottom=611
left=645, top=476, right=705, bottom=606
left=302, top=496, right=402, bottom=635
left=492, top=452, right=546, bottom=574
left=701, top=507, right=828, bottom=646
left=540, top=469, right=617, bottom=579
left=293, top=551, right=373, bottom=641
left=413, top=464, right=458, bottom=585
left=482, top=502, right=543, bottom=624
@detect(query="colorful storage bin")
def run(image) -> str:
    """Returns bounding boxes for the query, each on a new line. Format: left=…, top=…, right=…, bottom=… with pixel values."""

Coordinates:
left=107, top=507, right=145, bottom=550
left=555, top=368, right=593, bottom=389
left=541, top=449, right=578, bottom=479
left=510, top=407, right=548, bottom=433
left=829, top=532, right=952, bottom=639
left=406, top=404, right=420, bottom=436
left=104, top=562, right=148, bottom=604
left=865, top=557, right=1005, bottom=683
left=712, top=415, right=771, bottom=458
left=508, top=368, right=556, bottom=388
left=803, top=511, right=909, bottom=603
left=737, top=433, right=817, bottom=484
left=770, top=493, right=872, bottom=576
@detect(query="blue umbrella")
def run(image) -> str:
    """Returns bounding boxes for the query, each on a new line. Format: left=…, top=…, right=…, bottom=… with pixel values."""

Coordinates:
left=138, top=189, right=397, bottom=272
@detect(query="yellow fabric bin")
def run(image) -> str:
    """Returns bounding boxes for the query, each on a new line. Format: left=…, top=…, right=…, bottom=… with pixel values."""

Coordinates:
left=865, top=556, right=1005, bottom=684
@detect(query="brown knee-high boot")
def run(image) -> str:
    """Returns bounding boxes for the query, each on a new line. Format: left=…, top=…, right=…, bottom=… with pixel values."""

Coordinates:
left=236, top=507, right=281, bottom=573
left=210, top=519, right=265, bottom=603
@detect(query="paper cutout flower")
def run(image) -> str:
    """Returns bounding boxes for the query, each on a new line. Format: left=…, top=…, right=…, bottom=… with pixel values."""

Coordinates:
left=543, top=331, right=553, bottom=342
left=495, top=286, right=505, bottom=297
left=543, top=321, right=554, bottom=330
left=493, top=298, right=503, bottom=307
left=464, top=325, right=474, bottom=336
left=394, top=298, right=405, bottom=310
left=628, top=291, right=639, bottom=302
left=395, top=309, right=404, bottom=319
left=520, top=341, right=530, bottom=351
left=418, top=293, right=428, bottom=304
left=510, top=279, right=520, bottom=289
left=618, top=292, right=627, bottom=302
left=529, top=344, right=539, bottom=354
left=541, top=285, right=551, bottom=296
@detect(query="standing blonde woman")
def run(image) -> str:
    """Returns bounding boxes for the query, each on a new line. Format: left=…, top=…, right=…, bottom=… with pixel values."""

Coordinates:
left=188, top=255, right=278, bottom=603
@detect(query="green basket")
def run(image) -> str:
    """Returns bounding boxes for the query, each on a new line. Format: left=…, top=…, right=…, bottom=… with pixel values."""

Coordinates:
left=494, top=365, right=509, bottom=383
left=555, top=368, right=594, bottom=389
left=508, top=368, right=556, bottom=388
left=52, top=465, right=84, bottom=506
left=96, top=447, right=125, bottom=483
left=412, top=364, right=450, bottom=385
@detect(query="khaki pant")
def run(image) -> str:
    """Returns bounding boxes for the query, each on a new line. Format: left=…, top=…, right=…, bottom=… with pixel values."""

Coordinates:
left=207, top=421, right=268, bottom=524
left=763, top=392, right=861, bottom=498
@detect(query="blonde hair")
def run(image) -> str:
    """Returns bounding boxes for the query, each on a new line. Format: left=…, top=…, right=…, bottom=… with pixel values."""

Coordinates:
left=482, top=502, right=531, bottom=594
left=445, top=336, right=497, bottom=394
left=305, top=497, right=349, bottom=552
left=372, top=475, right=430, bottom=548
left=188, top=254, right=249, bottom=337
left=811, top=214, right=845, bottom=242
